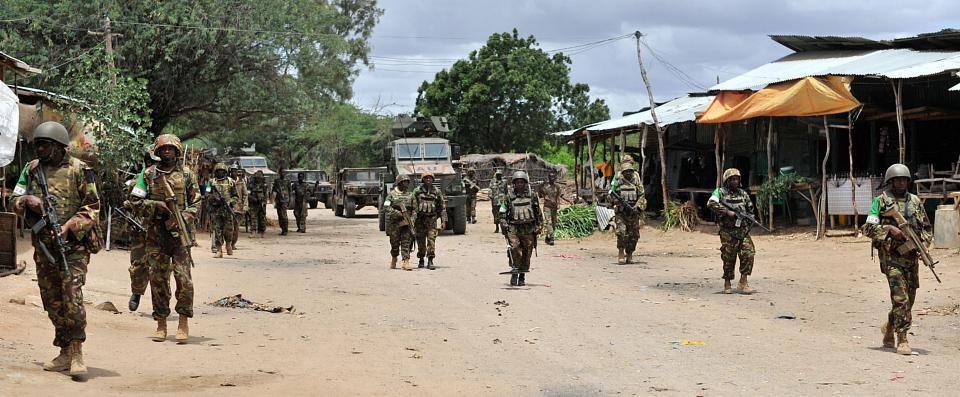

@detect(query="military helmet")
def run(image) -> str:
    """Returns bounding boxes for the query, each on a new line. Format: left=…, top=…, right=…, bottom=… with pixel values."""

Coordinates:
left=229, top=163, right=241, bottom=171
left=214, top=163, right=228, bottom=172
left=33, top=121, right=70, bottom=146
left=420, top=171, right=435, bottom=181
left=621, top=163, right=635, bottom=172
left=153, top=134, right=183, bottom=155
left=884, top=163, right=911, bottom=184
left=722, top=168, right=741, bottom=182
left=396, top=174, right=411, bottom=184
left=511, top=170, right=529, bottom=182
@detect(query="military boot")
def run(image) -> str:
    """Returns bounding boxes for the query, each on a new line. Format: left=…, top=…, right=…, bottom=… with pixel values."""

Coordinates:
left=68, top=341, right=87, bottom=376
left=625, top=251, right=633, bottom=264
left=418, top=257, right=425, bottom=268
left=226, top=244, right=234, bottom=256
left=129, top=293, right=141, bottom=311
left=617, top=248, right=625, bottom=265
left=390, top=257, right=398, bottom=269
left=42, top=347, right=71, bottom=372
left=896, top=332, right=912, bottom=355
left=510, top=274, right=518, bottom=286
left=176, top=316, right=189, bottom=343
left=517, top=273, right=526, bottom=286
left=427, top=258, right=435, bottom=270
left=153, top=318, right=167, bottom=342
left=495, top=224, right=500, bottom=233
left=402, top=259, right=412, bottom=271
left=214, top=247, right=223, bottom=258
left=722, top=280, right=733, bottom=294
left=881, top=322, right=896, bottom=348
left=738, top=275, right=754, bottom=294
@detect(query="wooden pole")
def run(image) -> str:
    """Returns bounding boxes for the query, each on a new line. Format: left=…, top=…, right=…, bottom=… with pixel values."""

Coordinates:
left=585, top=130, right=597, bottom=203
left=892, top=80, right=906, bottom=164
left=640, top=124, right=649, bottom=183
left=714, top=124, right=722, bottom=188
left=573, top=140, right=580, bottom=202
left=818, top=116, right=831, bottom=239
left=635, top=31, right=668, bottom=207
left=619, top=129, right=626, bottom=159
left=767, top=118, right=775, bottom=230
left=848, top=111, right=859, bottom=235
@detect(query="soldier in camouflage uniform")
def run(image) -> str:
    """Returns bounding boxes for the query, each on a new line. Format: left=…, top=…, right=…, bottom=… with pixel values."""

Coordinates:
left=489, top=169, right=505, bottom=233
left=205, top=163, right=239, bottom=258
left=129, top=134, right=200, bottom=343
left=863, top=164, right=932, bottom=355
left=292, top=172, right=309, bottom=233
left=539, top=171, right=562, bottom=246
left=413, top=172, right=447, bottom=270
left=248, top=170, right=267, bottom=237
left=707, top=168, right=757, bottom=294
left=272, top=169, right=289, bottom=235
left=464, top=168, right=480, bottom=224
left=229, top=164, right=247, bottom=250
left=12, top=121, right=100, bottom=376
left=384, top=174, right=416, bottom=270
left=610, top=163, right=646, bottom=264
left=128, top=150, right=158, bottom=312
left=500, top=171, right=542, bottom=286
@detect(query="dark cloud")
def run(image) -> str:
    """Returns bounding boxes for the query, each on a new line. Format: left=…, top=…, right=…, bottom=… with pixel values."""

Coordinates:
left=354, top=0, right=960, bottom=119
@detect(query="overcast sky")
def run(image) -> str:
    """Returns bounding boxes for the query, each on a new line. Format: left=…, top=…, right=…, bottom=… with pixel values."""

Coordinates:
left=352, top=0, right=960, bottom=122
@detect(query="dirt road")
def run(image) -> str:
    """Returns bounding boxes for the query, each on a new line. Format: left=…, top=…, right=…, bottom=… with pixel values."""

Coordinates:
left=2, top=205, right=959, bottom=396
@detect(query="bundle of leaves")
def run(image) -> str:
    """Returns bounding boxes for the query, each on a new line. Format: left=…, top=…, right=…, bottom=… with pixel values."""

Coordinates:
left=659, top=200, right=699, bottom=232
left=756, top=174, right=812, bottom=217
left=554, top=204, right=597, bottom=239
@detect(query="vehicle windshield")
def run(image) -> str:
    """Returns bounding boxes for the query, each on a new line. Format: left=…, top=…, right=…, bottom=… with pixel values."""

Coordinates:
left=397, top=143, right=421, bottom=160
left=288, top=171, right=327, bottom=183
left=423, top=143, right=448, bottom=160
left=346, top=170, right=381, bottom=182
left=240, top=158, right=268, bottom=167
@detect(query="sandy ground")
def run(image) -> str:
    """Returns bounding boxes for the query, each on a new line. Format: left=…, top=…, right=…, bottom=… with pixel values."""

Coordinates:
left=2, top=203, right=960, bottom=397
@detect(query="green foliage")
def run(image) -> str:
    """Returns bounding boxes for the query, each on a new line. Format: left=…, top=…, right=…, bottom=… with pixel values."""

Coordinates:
left=554, top=204, right=597, bottom=239
left=538, top=140, right=575, bottom=172
left=294, top=102, right=392, bottom=171
left=659, top=200, right=698, bottom=232
left=756, top=174, right=812, bottom=217
left=415, top=29, right=609, bottom=154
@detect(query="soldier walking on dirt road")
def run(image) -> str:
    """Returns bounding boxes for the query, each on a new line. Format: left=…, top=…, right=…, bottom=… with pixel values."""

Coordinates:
left=539, top=170, right=561, bottom=246
left=272, top=169, right=290, bottom=235
left=12, top=121, right=101, bottom=376
left=293, top=172, right=309, bottom=233
left=384, top=175, right=417, bottom=270
left=464, top=167, right=480, bottom=224
left=500, top=171, right=542, bottom=286
left=229, top=163, right=247, bottom=250
left=414, top=172, right=447, bottom=270
left=127, top=150, right=158, bottom=312
left=489, top=169, right=505, bottom=233
left=610, top=163, right=646, bottom=264
left=707, top=168, right=757, bottom=294
left=206, top=163, right=239, bottom=258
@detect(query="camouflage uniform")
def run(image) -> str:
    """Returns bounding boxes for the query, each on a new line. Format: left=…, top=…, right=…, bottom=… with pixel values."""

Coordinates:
left=707, top=185, right=757, bottom=281
left=863, top=189, right=931, bottom=336
left=292, top=178, right=309, bottom=232
left=489, top=172, right=506, bottom=231
left=413, top=178, right=447, bottom=264
left=271, top=175, right=289, bottom=235
left=230, top=171, right=247, bottom=249
left=464, top=171, right=480, bottom=223
left=248, top=174, right=267, bottom=235
left=384, top=184, right=417, bottom=263
left=12, top=156, right=100, bottom=349
left=610, top=169, right=646, bottom=259
left=500, top=175, right=542, bottom=284
left=539, top=179, right=562, bottom=243
left=206, top=171, right=239, bottom=255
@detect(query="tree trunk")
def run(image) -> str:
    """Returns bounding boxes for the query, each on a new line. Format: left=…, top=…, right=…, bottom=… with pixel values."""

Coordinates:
left=818, top=116, right=831, bottom=239
left=767, top=117, right=775, bottom=231
left=848, top=111, right=859, bottom=236
left=714, top=124, right=722, bottom=188
left=634, top=32, right=668, bottom=207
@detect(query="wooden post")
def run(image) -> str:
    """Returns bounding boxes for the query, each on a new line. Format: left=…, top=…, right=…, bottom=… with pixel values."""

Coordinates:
left=640, top=124, right=649, bottom=183
left=818, top=116, right=831, bottom=239
left=892, top=80, right=906, bottom=164
left=848, top=111, right=859, bottom=235
left=634, top=31, right=669, bottom=207
left=573, top=140, right=580, bottom=202
left=714, top=124, right=722, bottom=188
left=767, top=118, right=775, bottom=230
left=585, top=130, right=597, bottom=203
left=619, top=129, right=626, bottom=159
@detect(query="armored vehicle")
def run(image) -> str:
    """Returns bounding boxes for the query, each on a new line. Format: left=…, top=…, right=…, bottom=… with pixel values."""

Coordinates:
left=332, top=167, right=387, bottom=217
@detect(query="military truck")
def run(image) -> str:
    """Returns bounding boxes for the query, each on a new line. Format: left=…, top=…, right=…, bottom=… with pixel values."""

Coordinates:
left=332, top=167, right=387, bottom=217
left=282, top=169, right=333, bottom=209
left=378, top=115, right=467, bottom=234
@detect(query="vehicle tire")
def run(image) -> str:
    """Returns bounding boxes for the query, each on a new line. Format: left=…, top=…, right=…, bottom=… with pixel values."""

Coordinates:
left=378, top=211, right=386, bottom=232
left=345, top=197, right=356, bottom=218
left=335, top=203, right=344, bottom=217
left=309, top=200, right=318, bottom=209
left=451, top=205, right=467, bottom=235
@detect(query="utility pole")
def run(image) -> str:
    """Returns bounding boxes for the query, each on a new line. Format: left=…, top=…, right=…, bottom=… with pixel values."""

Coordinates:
left=88, top=12, right=121, bottom=87
left=634, top=31, right=669, bottom=209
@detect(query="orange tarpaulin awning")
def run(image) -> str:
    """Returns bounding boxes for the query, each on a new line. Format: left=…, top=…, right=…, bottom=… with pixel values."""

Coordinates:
left=697, top=76, right=860, bottom=123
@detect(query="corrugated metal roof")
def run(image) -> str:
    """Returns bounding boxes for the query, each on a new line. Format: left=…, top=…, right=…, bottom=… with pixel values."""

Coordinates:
left=711, top=49, right=960, bottom=91
left=587, top=95, right=715, bottom=132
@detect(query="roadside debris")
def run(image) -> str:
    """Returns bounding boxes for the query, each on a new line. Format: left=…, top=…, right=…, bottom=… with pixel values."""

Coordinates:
left=94, top=301, right=121, bottom=314
left=209, top=294, right=294, bottom=314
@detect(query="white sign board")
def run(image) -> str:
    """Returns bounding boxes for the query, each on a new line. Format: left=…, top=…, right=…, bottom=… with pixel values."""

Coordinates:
left=0, top=84, right=18, bottom=167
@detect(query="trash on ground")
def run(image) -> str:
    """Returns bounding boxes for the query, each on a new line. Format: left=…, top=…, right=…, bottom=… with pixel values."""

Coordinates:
left=94, top=301, right=121, bottom=314
left=209, top=294, right=294, bottom=314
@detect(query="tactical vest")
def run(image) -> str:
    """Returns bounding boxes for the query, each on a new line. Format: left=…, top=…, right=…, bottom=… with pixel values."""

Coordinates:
left=509, top=193, right=535, bottom=224
left=618, top=176, right=640, bottom=204
left=876, top=191, right=922, bottom=251
left=26, top=158, right=84, bottom=224
left=145, top=165, right=193, bottom=206
left=210, top=177, right=235, bottom=207
left=417, top=188, right=438, bottom=214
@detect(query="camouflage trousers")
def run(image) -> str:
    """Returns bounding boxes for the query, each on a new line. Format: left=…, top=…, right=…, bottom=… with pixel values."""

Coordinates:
left=389, top=226, right=414, bottom=260
left=415, top=215, right=439, bottom=258
left=467, top=196, right=477, bottom=220
left=294, top=204, right=307, bottom=231
left=129, top=232, right=149, bottom=294
left=719, top=230, right=755, bottom=280
left=508, top=225, right=537, bottom=272
left=491, top=200, right=502, bottom=225
left=147, top=237, right=194, bottom=320
left=247, top=204, right=266, bottom=233
left=210, top=211, right=235, bottom=250
left=275, top=203, right=288, bottom=233
left=544, top=206, right=558, bottom=239
left=230, top=212, right=242, bottom=247
left=615, top=211, right=641, bottom=253
left=34, top=245, right=89, bottom=348
left=882, top=254, right=919, bottom=334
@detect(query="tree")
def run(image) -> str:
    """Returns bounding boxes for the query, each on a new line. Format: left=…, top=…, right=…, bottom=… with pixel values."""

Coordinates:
left=415, top=29, right=608, bottom=154
left=0, top=0, right=381, bottom=136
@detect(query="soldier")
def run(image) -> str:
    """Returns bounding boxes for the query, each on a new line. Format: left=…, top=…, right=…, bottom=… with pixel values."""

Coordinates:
left=271, top=169, right=289, bottom=235
left=129, top=133, right=200, bottom=343
left=489, top=169, right=505, bottom=233
left=500, top=171, right=542, bottom=286
left=863, top=164, right=931, bottom=355
left=383, top=174, right=416, bottom=270
left=610, top=163, right=646, bottom=264
left=205, top=163, right=239, bottom=258
left=292, top=172, right=309, bottom=233
left=12, top=121, right=100, bottom=376
left=413, top=172, right=447, bottom=270
left=247, top=170, right=267, bottom=238
left=229, top=164, right=247, bottom=250
left=539, top=170, right=562, bottom=246
left=128, top=150, right=158, bottom=312
left=707, top=168, right=757, bottom=294
left=463, top=167, right=480, bottom=224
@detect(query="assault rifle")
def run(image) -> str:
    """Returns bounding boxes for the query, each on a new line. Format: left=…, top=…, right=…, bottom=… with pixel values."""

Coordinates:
left=609, top=190, right=636, bottom=215
left=160, top=175, right=193, bottom=249
left=883, top=207, right=941, bottom=283
left=29, top=166, right=72, bottom=277
left=207, top=182, right=230, bottom=210
left=497, top=224, right=526, bottom=275
left=719, top=200, right=772, bottom=232
left=114, top=207, right=146, bottom=233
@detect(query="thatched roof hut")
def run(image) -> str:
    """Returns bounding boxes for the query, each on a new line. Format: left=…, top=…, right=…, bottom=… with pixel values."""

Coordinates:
left=459, top=153, right=565, bottom=189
